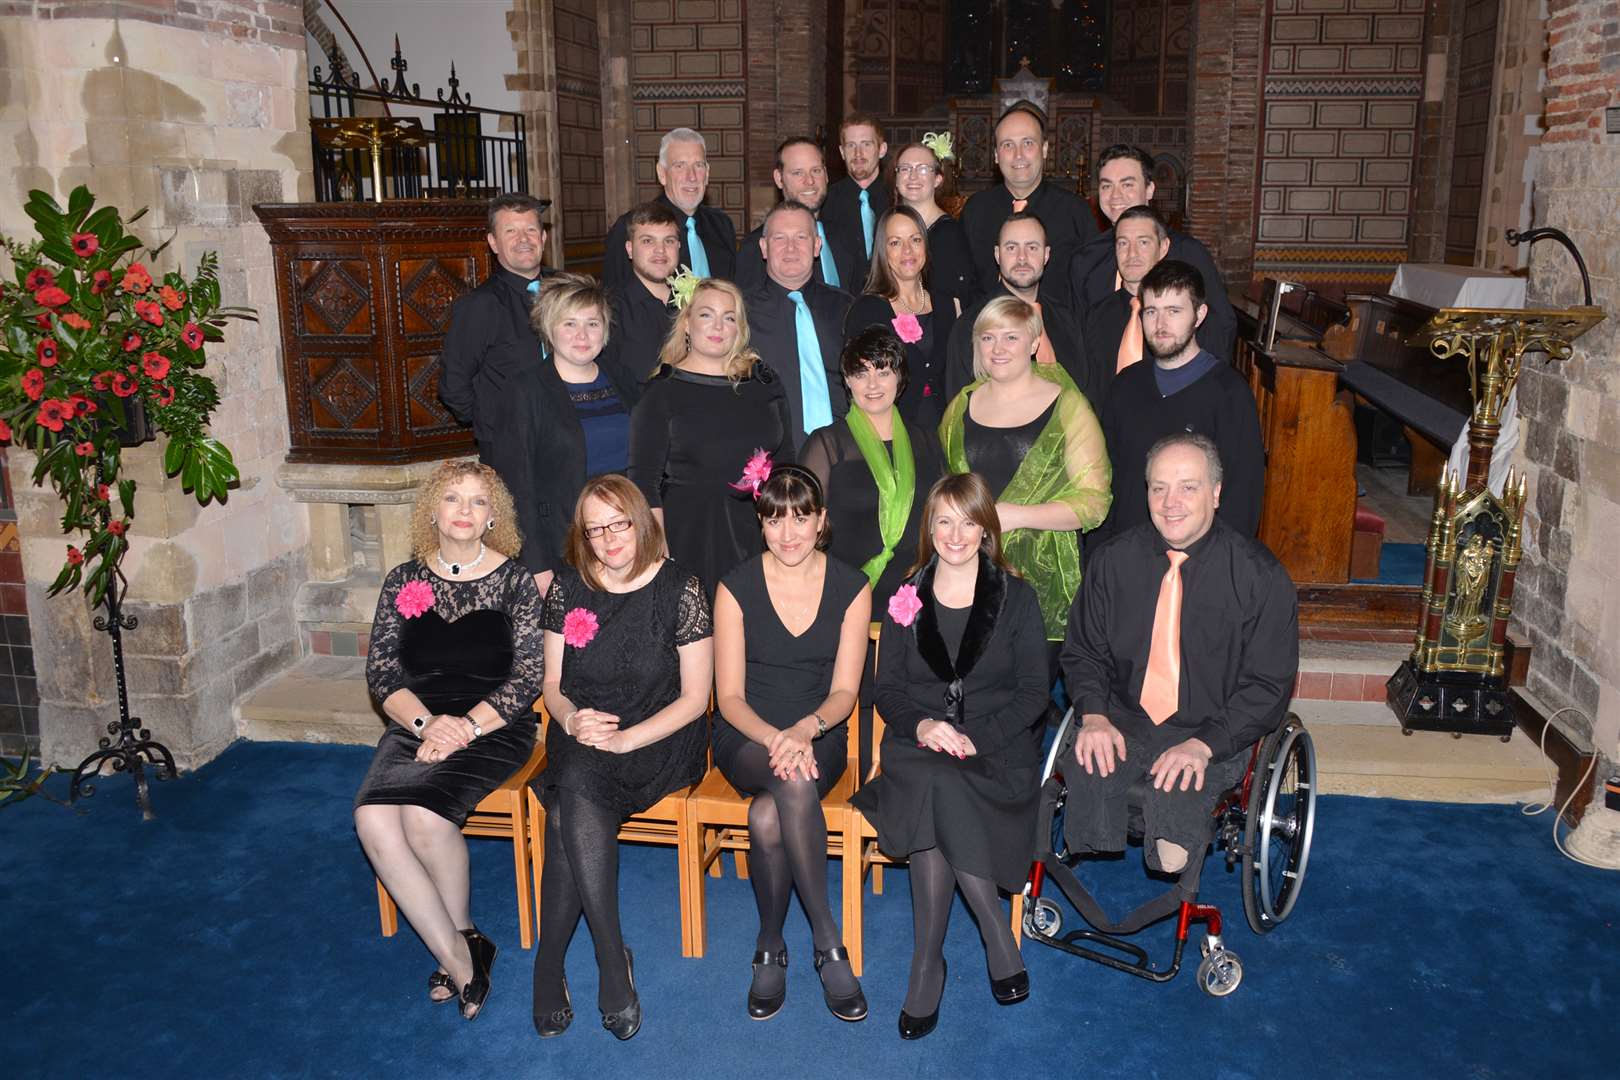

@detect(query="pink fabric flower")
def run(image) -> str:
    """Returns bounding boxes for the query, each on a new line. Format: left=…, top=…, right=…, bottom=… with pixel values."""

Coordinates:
left=395, top=579, right=435, bottom=619
left=891, top=313, right=923, bottom=344
left=729, top=447, right=774, bottom=498
left=562, top=607, right=599, bottom=648
left=888, top=583, right=923, bottom=627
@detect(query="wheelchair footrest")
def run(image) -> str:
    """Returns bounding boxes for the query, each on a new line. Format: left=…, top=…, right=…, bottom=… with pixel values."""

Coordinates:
left=1027, top=924, right=1186, bottom=983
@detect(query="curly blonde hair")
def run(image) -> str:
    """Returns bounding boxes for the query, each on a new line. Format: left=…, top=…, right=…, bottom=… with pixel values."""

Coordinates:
left=409, top=460, right=523, bottom=563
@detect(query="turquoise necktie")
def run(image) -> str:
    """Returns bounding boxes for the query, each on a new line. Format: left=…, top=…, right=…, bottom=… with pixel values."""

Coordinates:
left=859, top=188, right=875, bottom=258
left=526, top=278, right=540, bottom=296
left=685, top=216, right=710, bottom=277
left=815, top=221, right=841, bottom=288
left=525, top=278, right=547, bottom=357
left=787, top=289, right=833, bottom=434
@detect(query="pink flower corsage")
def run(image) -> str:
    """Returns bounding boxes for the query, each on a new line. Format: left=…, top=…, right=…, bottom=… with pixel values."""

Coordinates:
left=891, top=313, right=923, bottom=344
left=562, top=607, right=600, bottom=648
left=729, top=447, right=774, bottom=499
left=888, top=583, right=923, bottom=627
left=395, top=579, right=435, bottom=619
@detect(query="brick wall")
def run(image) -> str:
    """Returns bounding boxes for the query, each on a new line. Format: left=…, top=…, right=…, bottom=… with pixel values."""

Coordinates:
left=745, top=0, right=829, bottom=228
left=1187, top=0, right=1265, bottom=286
left=1511, top=0, right=1620, bottom=767
left=554, top=0, right=605, bottom=249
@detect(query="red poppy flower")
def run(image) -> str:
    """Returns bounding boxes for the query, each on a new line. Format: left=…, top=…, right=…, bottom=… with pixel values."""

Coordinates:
left=34, top=285, right=70, bottom=308
left=0, top=418, right=11, bottom=442
left=74, top=441, right=95, bottom=457
left=110, top=372, right=138, bottom=398
left=21, top=368, right=45, bottom=401
left=36, top=399, right=70, bottom=432
left=66, top=545, right=84, bottom=566
left=159, top=285, right=186, bottom=311
left=71, top=233, right=99, bottom=257
left=34, top=313, right=53, bottom=330
left=141, top=352, right=171, bottom=380
left=37, top=339, right=59, bottom=367
left=96, top=483, right=110, bottom=501
left=121, top=331, right=143, bottom=352
left=108, top=519, right=127, bottom=537
left=90, top=372, right=111, bottom=392
left=60, top=312, right=91, bottom=331
left=127, top=364, right=139, bottom=375
left=181, top=322, right=204, bottom=350
left=90, top=270, right=114, bottom=295
left=69, top=394, right=96, bottom=417
left=25, top=267, right=54, bottom=291
left=119, top=264, right=152, bottom=294
left=154, top=382, right=176, bottom=407
left=134, top=299, right=164, bottom=326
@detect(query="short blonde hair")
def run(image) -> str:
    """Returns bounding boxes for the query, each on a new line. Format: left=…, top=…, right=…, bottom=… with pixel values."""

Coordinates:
left=409, top=460, right=523, bottom=564
left=654, top=279, right=761, bottom=383
left=971, top=295, right=1044, bottom=379
left=531, top=272, right=611, bottom=353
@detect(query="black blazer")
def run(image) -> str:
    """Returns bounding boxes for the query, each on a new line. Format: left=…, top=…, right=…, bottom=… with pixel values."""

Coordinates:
left=744, top=277, right=854, bottom=447
left=735, top=218, right=863, bottom=295
left=943, top=282, right=1099, bottom=406
left=601, top=193, right=737, bottom=292
left=843, top=290, right=958, bottom=428
left=1069, top=228, right=1237, bottom=363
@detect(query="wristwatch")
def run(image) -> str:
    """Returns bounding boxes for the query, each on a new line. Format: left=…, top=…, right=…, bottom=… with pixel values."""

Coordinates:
left=467, top=716, right=484, bottom=739
left=813, top=713, right=827, bottom=738
left=412, top=714, right=430, bottom=736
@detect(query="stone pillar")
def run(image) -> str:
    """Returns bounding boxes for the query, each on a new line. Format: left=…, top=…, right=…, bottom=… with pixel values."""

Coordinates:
left=0, top=4, right=312, bottom=769
left=597, top=0, right=636, bottom=225
left=506, top=0, right=564, bottom=265
left=1186, top=0, right=1264, bottom=287
left=746, top=0, right=830, bottom=228
left=1409, top=0, right=1462, bottom=264
left=1475, top=0, right=1546, bottom=270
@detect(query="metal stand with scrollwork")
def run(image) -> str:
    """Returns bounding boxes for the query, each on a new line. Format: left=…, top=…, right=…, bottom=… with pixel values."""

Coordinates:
left=1386, top=228, right=1605, bottom=738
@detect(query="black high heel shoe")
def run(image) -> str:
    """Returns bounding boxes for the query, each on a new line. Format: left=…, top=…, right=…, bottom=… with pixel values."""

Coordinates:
left=898, top=958, right=945, bottom=1040
left=990, top=967, right=1029, bottom=1005
left=428, top=969, right=456, bottom=1004
left=601, top=948, right=642, bottom=1041
left=747, top=946, right=788, bottom=1020
left=459, top=927, right=498, bottom=1021
left=534, top=978, right=574, bottom=1038
left=813, top=946, right=868, bottom=1022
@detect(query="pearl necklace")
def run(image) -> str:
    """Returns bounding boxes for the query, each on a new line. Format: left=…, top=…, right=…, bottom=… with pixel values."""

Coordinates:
left=436, top=541, right=486, bottom=577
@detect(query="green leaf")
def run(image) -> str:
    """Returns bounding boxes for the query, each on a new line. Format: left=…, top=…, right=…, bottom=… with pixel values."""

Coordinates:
left=66, top=185, right=93, bottom=224
left=118, top=479, right=135, bottom=519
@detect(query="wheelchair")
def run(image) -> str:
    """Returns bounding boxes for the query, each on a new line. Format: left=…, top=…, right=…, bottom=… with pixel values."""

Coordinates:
left=1020, top=709, right=1317, bottom=996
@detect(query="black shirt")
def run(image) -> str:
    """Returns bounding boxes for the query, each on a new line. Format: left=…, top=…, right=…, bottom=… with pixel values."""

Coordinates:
left=961, top=180, right=1098, bottom=301
left=606, top=274, right=677, bottom=385
left=926, top=213, right=979, bottom=309
left=1080, top=285, right=1138, bottom=412
left=843, top=291, right=958, bottom=429
left=1060, top=519, right=1299, bottom=762
left=821, top=175, right=891, bottom=281
left=743, top=276, right=854, bottom=447
left=601, top=192, right=737, bottom=293
left=963, top=398, right=1058, bottom=497
left=735, top=216, right=861, bottom=294
left=1069, top=228, right=1237, bottom=363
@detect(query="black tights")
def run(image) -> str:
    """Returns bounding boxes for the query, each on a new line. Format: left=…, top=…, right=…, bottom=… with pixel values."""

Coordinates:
left=532, top=788, right=633, bottom=1016
left=727, top=743, right=858, bottom=998
left=903, top=847, right=1023, bottom=1016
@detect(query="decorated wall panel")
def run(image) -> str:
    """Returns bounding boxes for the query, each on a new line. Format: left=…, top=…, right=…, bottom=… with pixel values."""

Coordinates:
left=555, top=0, right=607, bottom=249
left=849, top=1, right=948, bottom=117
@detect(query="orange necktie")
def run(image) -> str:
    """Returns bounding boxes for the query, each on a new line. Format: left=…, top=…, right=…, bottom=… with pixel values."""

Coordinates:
left=1012, top=197, right=1028, bottom=213
left=1030, top=300, right=1058, bottom=367
left=1116, top=293, right=1143, bottom=373
left=1113, top=270, right=1122, bottom=292
left=1140, top=549, right=1188, bottom=725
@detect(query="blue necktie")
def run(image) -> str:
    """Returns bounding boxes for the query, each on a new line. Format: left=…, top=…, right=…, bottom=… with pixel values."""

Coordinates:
left=526, top=278, right=540, bottom=296
left=685, top=216, right=710, bottom=278
left=787, top=290, right=833, bottom=434
left=526, top=278, right=547, bottom=357
left=859, top=188, right=875, bottom=259
left=815, top=221, right=841, bottom=288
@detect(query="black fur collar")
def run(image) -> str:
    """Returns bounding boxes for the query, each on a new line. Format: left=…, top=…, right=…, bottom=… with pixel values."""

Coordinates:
left=913, top=553, right=1008, bottom=686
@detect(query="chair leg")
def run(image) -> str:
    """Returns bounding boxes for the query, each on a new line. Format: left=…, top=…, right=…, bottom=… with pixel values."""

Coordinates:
left=509, top=790, right=534, bottom=950
left=527, top=788, right=547, bottom=944
left=872, top=863, right=883, bottom=895
left=677, top=804, right=701, bottom=958
left=734, top=848, right=749, bottom=879
left=1010, top=891, right=1024, bottom=950
left=376, top=877, right=399, bottom=937
left=706, top=825, right=724, bottom=879
left=686, top=803, right=708, bottom=957
left=841, top=817, right=863, bottom=977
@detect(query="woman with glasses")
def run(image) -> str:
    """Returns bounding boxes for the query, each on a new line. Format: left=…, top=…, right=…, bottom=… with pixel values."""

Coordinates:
left=531, top=475, right=713, bottom=1042
left=892, top=141, right=977, bottom=309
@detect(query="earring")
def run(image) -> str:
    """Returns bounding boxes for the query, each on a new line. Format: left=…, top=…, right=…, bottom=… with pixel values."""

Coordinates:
left=430, top=517, right=436, bottom=525
left=486, top=520, right=495, bottom=530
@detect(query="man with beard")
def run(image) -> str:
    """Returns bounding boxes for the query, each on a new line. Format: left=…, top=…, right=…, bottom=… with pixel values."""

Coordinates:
left=961, top=101, right=1096, bottom=300
left=1069, top=145, right=1235, bottom=361
left=1081, top=204, right=1171, bottom=411
left=1095, top=259, right=1264, bottom=543
left=736, top=138, right=860, bottom=291
left=602, top=128, right=737, bottom=290
left=943, top=212, right=1097, bottom=406
left=604, top=201, right=683, bottom=380
left=821, top=114, right=890, bottom=280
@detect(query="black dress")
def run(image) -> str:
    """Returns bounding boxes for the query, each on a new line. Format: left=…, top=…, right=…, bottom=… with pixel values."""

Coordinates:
left=535, top=561, right=712, bottom=818
left=852, top=555, right=1048, bottom=891
left=926, top=213, right=978, bottom=310
left=842, top=292, right=958, bottom=429
left=799, top=418, right=945, bottom=606
left=356, top=559, right=544, bottom=827
left=627, top=365, right=795, bottom=597
left=713, top=554, right=869, bottom=797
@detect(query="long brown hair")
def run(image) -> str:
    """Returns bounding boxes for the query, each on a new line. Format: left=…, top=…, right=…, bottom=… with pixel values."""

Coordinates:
left=861, top=204, right=931, bottom=299
left=564, top=474, right=665, bottom=591
left=907, top=472, right=1013, bottom=578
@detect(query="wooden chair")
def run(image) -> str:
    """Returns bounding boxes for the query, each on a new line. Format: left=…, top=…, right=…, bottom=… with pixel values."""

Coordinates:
left=524, top=705, right=705, bottom=957
left=376, top=735, right=547, bottom=949
left=685, top=700, right=866, bottom=972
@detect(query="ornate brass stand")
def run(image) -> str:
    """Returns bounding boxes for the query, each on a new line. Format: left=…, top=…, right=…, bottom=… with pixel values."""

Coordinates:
left=1386, top=303, right=1604, bottom=737
left=312, top=117, right=429, bottom=202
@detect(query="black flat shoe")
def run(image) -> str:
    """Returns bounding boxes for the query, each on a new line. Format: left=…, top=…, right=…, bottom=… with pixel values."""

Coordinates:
left=428, top=969, right=456, bottom=1004
left=990, top=968, right=1029, bottom=1006
left=601, top=948, right=641, bottom=1041
left=813, top=946, right=868, bottom=1022
left=747, top=946, right=788, bottom=1020
left=534, top=979, right=574, bottom=1038
left=459, top=927, right=498, bottom=1021
left=898, top=957, right=944, bottom=1040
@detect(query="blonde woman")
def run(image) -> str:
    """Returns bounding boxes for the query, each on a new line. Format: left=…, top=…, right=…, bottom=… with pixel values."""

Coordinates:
left=627, top=278, right=795, bottom=596
left=355, top=460, right=544, bottom=1021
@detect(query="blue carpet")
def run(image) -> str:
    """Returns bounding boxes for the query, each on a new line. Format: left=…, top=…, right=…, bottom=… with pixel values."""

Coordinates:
left=3, top=740, right=1617, bottom=1079
left=1352, top=541, right=1427, bottom=586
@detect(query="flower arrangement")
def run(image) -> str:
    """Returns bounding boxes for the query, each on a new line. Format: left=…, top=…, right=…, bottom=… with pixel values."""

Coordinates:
left=395, top=579, right=436, bottom=619
left=888, top=583, right=923, bottom=627
left=1, top=186, right=254, bottom=605
left=561, top=607, right=599, bottom=648
left=667, top=265, right=701, bottom=310
left=729, top=447, right=773, bottom=499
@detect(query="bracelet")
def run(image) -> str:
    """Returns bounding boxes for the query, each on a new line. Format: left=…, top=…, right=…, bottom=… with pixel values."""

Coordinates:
left=561, top=710, right=577, bottom=737
left=411, top=714, right=430, bottom=737
left=812, top=712, right=827, bottom=738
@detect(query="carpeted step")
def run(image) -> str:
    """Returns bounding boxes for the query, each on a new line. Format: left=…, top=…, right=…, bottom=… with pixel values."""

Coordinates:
left=238, top=655, right=382, bottom=745
left=1310, top=723, right=1549, bottom=804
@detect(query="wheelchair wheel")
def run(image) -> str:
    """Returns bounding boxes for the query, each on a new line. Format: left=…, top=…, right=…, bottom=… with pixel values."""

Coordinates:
left=1197, top=949, right=1244, bottom=996
left=1023, top=896, right=1063, bottom=938
left=1041, top=707, right=1077, bottom=783
left=1241, top=717, right=1318, bottom=934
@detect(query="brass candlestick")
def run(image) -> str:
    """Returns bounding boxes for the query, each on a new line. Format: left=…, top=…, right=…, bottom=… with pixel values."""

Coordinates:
left=313, top=117, right=430, bottom=202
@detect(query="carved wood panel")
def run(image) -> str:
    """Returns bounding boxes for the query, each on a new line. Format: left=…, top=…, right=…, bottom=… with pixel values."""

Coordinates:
left=296, top=259, right=375, bottom=337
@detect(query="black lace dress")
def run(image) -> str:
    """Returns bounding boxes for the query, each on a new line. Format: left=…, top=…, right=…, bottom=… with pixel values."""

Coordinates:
left=535, top=561, right=712, bottom=818
left=355, top=559, right=544, bottom=827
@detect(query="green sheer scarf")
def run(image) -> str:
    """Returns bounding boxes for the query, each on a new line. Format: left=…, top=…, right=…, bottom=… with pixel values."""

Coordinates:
left=845, top=403, right=916, bottom=589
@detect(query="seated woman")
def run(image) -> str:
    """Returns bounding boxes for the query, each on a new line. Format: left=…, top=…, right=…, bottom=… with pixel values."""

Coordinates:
left=939, top=295, right=1111, bottom=657
left=852, top=472, right=1049, bottom=1039
left=843, top=205, right=958, bottom=426
left=713, top=466, right=872, bottom=1023
left=355, top=461, right=544, bottom=1020
left=531, top=475, right=712, bottom=1042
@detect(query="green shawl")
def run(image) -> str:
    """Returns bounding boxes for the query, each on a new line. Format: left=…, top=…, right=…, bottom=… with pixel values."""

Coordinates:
left=845, top=404, right=915, bottom=590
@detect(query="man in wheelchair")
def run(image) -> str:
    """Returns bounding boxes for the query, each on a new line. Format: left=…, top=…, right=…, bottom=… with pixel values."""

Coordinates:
left=1059, top=432, right=1298, bottom=877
